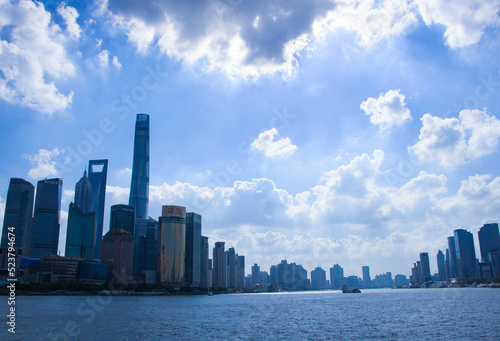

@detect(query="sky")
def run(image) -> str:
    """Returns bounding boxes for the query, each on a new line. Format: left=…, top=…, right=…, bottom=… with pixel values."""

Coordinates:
left=1, top=0, right=500, bottom=279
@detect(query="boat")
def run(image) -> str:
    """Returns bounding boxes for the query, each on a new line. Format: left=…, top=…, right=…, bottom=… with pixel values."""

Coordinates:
left=341, top=285, right=361, bottom=293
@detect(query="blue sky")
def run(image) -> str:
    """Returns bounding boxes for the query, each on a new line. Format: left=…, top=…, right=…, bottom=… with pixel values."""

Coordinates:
left=1, top=0, right=500, bottom=278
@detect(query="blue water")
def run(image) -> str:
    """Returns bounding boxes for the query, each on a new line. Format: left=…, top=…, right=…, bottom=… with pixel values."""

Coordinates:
left=3, top=288, right=500, bottom=340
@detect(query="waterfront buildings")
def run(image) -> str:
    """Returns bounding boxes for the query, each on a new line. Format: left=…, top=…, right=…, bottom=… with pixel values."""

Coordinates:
left=437, top=250, right=446, bottom=281
left=129, top=113, right=150, bottom=222
left=362, top=266, right=371, bottom=288
left=213, top=241, right=225, bottom=287
left=311, top=267, right=327, bottom=289
left=88, top=159, right=108, bottom=260
left=185, top=212, right=201, bottom=286
left=110, top=204, right=135, bottom=235
left=74, top=169, right=93, bottom=213
left=200, top=236, right=209, bottom=287
left=65, top=203, right=95, bottom=260
left=447, top=236, right=458, bottom=279
left=159, top=205, right=186, bottom=286
left=330, top=264, right=344, bottom=289
left=478, top=223, right=500, bottom=262
left=31, top=178, right=63, bottom=258
left=420, top=252, right=431, bottom=282
left=251, top=263, right=261, bottom=287
left=101, top=229, right=134, bottom=282
left=454, top=229, right=477, bottom=279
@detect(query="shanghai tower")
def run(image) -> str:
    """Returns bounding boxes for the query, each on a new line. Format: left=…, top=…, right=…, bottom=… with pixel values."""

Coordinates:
left=129, top=113, right=150, bottom=233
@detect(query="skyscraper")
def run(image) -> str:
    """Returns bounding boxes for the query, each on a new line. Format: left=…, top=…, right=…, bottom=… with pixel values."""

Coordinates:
left=362, top=266, right=371, bottom=288
left=74, top=169, right=92, bottom=213
left=134, top=217, right=159, bottom=283
left=101, top=228, right=133, bottom=282
left=31, top=178, right=62, bottom=258
left=420, top=252, right=431, bottom=282
left=185, top=212, right=201, bottom=286
left=311, top=267, right=327, bottom=289
left=88, top=159, right=108, bottom=260
left=237, top=255, right=245, bottom=289
left=478, top=223, right=500, bottom=262
left=65, top=203, right=95, bottom=260
left=1, top=178, right=34, bottom=255
left=454, top=229, right=477, bottom=278
left=129, top=113, right=150, bottom=221
left=330, top=264, right=344, bottom=289
left=213, top=242, right=225, bottom=287
left=110, top=205, right=135, bottom=235
left=251, top=263, right=261, bottom=287
left=447, top=236, right=458, bottom=278
left=436, top=250, right=446, bottom=281
left=226, top=247, right=238, bottom=288
left=200, top=236, right=209, bottom=288
left=158, top=205, right=186, bottom=286
left=445, top=249, right=451, bottom=279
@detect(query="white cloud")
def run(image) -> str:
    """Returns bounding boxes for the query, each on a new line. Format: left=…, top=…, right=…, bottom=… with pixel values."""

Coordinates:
left=106, top=185, right=130, bottom=204
left=414, top=0, right=500, bottom=48
left=57, top=2, right=81, bottom=40
left=360, top=89, right=412, bottom=131
left=250, top=128, right=297, bottom=158
left=409, top=109, right=500, bottom=168
left=97, top=49, right=110, bottom=68
left=0, top=0, right=75, bottom=113
left=111, top=55, right=122, bottom=70
left=23, top=148, right=65, bottom=179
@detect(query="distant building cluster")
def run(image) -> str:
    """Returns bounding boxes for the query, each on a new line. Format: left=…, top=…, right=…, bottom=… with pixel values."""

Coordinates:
left=409, top=224, right=500, bottom=286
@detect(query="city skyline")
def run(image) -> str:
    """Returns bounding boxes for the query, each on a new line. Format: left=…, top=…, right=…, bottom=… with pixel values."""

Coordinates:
left=1, top=1, right=500, bottom=277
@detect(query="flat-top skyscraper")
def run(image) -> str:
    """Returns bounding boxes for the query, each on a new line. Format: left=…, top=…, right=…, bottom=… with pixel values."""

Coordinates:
left=1, top=178, right=34, bottom=255
left=478, top=223, right=500, bottom=262
left=88, top=159, right=108, bottom=260
left=31, top=178, right=62, bottom=258
left=159, top=205, right=186, bottom=286
left=129, top=113, right=150, bottom=222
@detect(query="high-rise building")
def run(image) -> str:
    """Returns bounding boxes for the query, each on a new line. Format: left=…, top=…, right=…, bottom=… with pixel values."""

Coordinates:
left=454, top=229, right=477, bottom=279
left=129, top=113, right=150, bottom=221
left=110, top=205, right=135, bottom=235
left=88, top=159, right=108, bottom=260
left=330, top=264, right=344, bottom=289
left=270, top=265, right=278, bottom=285
left=134, top=217, right=159, bottom=283
left=445, top=249, right=451, bottom=279
left=207, top=258, right=213, bottom=288
left=200, top=236, right=209, bottom=288
left=31, top=178, right=62, bottom=258
left=447, top=236, right=458, bottom=278
left=226, top=247, right=238, bottom=288
left=185, top=212, right=201, bottom=286
left=65, top=203, right=95, bottom=260
left=478, top=223, right=500, bottom=262
left=311, top=267, right=327, bottom=289
left=436, top=250, right=446, bottom=281
left=213, top=242, right=225, bottom=287
left=101, top=228, right=133, bottom=282
left=362, top=266, right=371, bottom=288
left=74, top=169, right=92, bottom=213
left=158, top=205, right=186, bottom=286
left=251, top=263, right=261, bottom=287
left=420, top=252, right=431, bottom=282
left=237, top=255, right=245, bottom=289
left=1, top=178, right=34, bottom=255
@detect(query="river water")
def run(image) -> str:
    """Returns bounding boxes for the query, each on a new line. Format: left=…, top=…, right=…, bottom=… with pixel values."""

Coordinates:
left=3, top=288, right=500, bottom=340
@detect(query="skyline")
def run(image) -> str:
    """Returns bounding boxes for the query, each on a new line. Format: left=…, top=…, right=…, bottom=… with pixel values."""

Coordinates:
left=1, top=0, right=500, bottom=277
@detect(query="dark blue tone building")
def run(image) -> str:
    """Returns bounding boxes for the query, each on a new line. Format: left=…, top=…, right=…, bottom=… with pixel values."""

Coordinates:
left=88, top=159, right=108, bottom=260
left=74, top=169, right=93, bottom=213
left=447, top=236, right=458, bottom=278
left=31, top=178, right=62, bottom=258
left=185, top=212, right=201, bottom=286
left=129, top=113, right=150, bottom=221
left=1, top=178, right=34, bottom=256
left=478, top=223, right=500, bottom=262
left=454, top=229, right=477, bottom=279
left=110, top=204, right=135, bottom=235
left=65, top=203, right=95, bottom=260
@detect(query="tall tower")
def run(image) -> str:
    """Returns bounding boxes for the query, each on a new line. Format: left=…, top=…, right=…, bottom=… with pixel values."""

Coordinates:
left=478, top=223, right=500, bottom=262
left=129, top=113, right=150, bottom=222
left=31, top=178, right=63, bottom=258
left=65, top=203, right=95, bottom=260
left=362, top=266, right=371, bottom=288
left=436, top=250, right=446, bottom=281
left=419, top=252, right=431, bottom=282
left=1, top=178, right=34, bottom=255
left=185, top=212, right=201, bottom=286
left=88, top=159, right=108, bottom=260
left=74, top=169, right=92, bottom=213
left=159, top=205, right=186, bottom=286
left=200, top=236, right=209, bottom=288
left=447, top=236, right=458, bottom=278
left=213, top=242, right=225, bottom=287
left=454, top=229, right=477, bottom=278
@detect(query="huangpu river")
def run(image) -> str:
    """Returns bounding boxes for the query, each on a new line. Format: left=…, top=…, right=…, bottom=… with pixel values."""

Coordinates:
left=4, top=288, right=500, bottom=340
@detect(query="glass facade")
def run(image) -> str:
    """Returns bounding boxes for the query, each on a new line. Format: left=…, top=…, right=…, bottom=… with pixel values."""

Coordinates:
left=101, top=229, right=134, bottom=281
left=478, top=223, right=500, bottom=262
left=65, top=203, right=96, bottom=260
left=110, top=204, right=135, bottom=235
left=454, top=229, right=477, bottom=279
left=129, top=113, right=149, bottom=221
left=88, top=159, right=108, bottom=260
left=159, top=205, right=186, bottom=286
left=200, top=235, right=209, bottom=287
left=212, top=241, right=225, bottom=287
left=74, top=169, right=93, bottom=213
left=1, top=178, right=34, bottom=256
left=31, top=178, right=62, bottom=258
left=419, top=252, right=431, bottom=282
left=185, top=212, right=201, bottom=286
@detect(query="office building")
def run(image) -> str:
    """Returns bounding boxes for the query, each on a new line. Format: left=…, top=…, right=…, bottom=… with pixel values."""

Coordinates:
left=311, top=267, right=327, bottom=289
left=110, top=205, right=135, bottom=235
left=436, top=250, right=446, bottom=281
left=88, top=159, right=108, bottom=260
left=129, top=113, right=150, bottom=221
left=445, top=249, right=451, bottom=279
left=489, top=252, right=500, bottom=278
left=1, top=178, right=34, bottom=256
left=237, top=255, right=245, bottom=289
left=478, top=223, right=500, bottom=262
left=454, top=229, right=477, bottom=278
left=185, top=212, right=201, bottom=286
left=252, top=263, right=261, bottom=287
left=448, top=236, right=458, bottom=278
left=394, top=274, right=409, bottom=286
left=80, top=261, right=109, bottom=284
left=200, top=236, right=209, bottom=287
left=270, top=265, right=278, bottom=285
left=362, top=266, right=371, bottom=288
left=65, top=203, right=95, bottom=260
left=213, top=242, right=225, bottom=287
left=330, top=264, right=344, bottom=289
left=101, top=228, right=134, bottom=282
left=74, top=169, right=92, bottom=213
left=36, top=255, right=81, bottom=283
left=420, top=252, right=431, bottom=282
left=31, top=178, right=63, bottom=258
left=158, top=205, right=186, bottom=286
